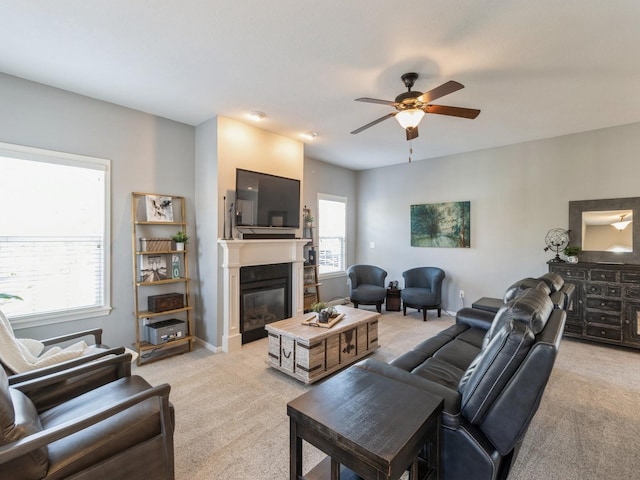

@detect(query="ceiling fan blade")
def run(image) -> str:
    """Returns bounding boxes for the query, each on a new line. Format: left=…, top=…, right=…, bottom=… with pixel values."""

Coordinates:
left=355, top=97, right=399, bottom=106
left=424, top=104, right=481, bottom=119
left=350, top=112, right=397, bottom=134
left=417, top=80, right=464, bottom=103
left=406, top=126, right=419, bottom=141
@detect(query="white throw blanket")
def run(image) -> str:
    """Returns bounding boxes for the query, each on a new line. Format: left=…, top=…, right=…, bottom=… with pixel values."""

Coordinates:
left=0, top=309, right=135, bottom=373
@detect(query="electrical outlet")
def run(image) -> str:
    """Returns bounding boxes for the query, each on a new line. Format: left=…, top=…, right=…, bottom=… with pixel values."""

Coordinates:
left=459, top=290, right=464, bottom=299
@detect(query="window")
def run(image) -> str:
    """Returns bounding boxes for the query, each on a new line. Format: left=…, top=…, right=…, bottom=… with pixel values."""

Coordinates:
left=317, top=194, right=347, bottom=276
left=0, top=142, right=111, bottom=327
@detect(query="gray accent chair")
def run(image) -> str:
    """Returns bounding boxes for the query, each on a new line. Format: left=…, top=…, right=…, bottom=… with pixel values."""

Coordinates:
left=347, top=264, right=388, bottom=313
left=401, top=267, right=445, bottom=321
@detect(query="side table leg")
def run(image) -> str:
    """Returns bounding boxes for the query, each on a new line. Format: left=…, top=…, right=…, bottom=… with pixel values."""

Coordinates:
left=330, top=458, right=340, bottom=480
left=290, top=418, right=302, bottom=480
left=409, top=459, right=418, bottom=479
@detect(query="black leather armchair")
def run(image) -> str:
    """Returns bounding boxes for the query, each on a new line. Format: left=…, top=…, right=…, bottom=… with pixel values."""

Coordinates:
left=347, top=264, right=388, bottom=313
left=0, top=353, right=175, bottom=479
left=401, top=267, right=445, bottom=321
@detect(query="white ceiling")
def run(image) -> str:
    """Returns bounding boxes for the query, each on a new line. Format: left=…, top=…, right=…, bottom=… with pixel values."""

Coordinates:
left=2, top=1, right=640, bottom=171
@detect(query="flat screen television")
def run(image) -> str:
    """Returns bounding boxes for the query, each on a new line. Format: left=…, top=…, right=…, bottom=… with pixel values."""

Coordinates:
left=235, top=169, right=301, bottom=228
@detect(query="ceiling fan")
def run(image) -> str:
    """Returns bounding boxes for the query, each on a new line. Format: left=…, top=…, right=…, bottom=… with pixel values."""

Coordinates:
left=351, top=72, right=481, bottom=141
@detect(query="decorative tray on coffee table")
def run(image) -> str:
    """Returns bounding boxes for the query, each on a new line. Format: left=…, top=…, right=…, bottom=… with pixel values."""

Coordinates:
left=301, top=313, right=345, bottom=328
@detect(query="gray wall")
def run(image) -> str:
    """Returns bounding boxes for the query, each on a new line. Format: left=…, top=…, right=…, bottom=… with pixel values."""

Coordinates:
left=0, top=73, right=196, bottom=348
left=303, top=157, right=357, bottom=303
left=354, top=122, right=640, bottom=312
left=194, top=118, right=218, bottom=347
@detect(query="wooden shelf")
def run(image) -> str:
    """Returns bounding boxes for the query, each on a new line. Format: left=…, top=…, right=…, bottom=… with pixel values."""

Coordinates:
left=137, top=335, right=194, bottom=352
left=137, top=306, right=193, bottom=319
left=136, top=249, right=187, bottom=255
left=134, top=221, right=186, bottom=226
left=131, top=192, right=195, bottom=366
left=136, top=277, right=191, bottom=287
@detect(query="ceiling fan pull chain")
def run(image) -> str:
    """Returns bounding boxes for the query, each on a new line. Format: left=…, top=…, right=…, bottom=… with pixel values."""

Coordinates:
left=409, top=142, right=413, bottom=163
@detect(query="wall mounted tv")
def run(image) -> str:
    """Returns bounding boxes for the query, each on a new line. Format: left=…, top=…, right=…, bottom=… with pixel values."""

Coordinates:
left=235, top=169, right=301, bottom=228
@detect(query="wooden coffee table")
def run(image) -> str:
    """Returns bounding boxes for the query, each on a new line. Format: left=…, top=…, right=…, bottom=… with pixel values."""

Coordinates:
left=287, top=365, right=444, bottom=480
left=265, top=305, right=379, bottom=384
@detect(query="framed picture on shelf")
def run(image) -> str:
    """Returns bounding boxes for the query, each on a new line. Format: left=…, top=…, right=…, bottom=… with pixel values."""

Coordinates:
left=139, top=254, right=168, bottom=282
left=145, top=195, right=174, bottom=222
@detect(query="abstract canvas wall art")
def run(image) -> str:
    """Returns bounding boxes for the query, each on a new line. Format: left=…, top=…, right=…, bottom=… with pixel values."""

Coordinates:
left=411, top=201, right=470, bottom=248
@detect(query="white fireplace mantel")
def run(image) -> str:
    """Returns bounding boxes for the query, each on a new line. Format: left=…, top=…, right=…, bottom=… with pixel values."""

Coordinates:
left=218, top=238, right=309, bottom=352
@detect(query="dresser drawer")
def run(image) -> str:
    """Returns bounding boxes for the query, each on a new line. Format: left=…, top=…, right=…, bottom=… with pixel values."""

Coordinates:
left=590, top=269, right=618, bottom=282
left=585, top=297, right=622, bottom=312
left=621, top=271, right=640, bottom=284
left=551, top=267, right=586, bottom=279
left=586, top=311, right=621, bottom=326
left=585, top=283, right=621, bottom=297
left=585, top=324, right=622, bottom=342
left=626, top=286, right=640, bottom=300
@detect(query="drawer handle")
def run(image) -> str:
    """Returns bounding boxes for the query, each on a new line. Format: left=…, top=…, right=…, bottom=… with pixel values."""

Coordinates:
left=600, top=274, right=605, bottom=279
left=567, top=272, right=572, bottom=276
left=601, top=330, right=606, bottom=335
left=601, top=316, right=606, bottom=320
left=282, top=349, right=292, bottom=359
left=625, top=320, right=630, bottom=325
left=601, top=302, right=606, bottom=306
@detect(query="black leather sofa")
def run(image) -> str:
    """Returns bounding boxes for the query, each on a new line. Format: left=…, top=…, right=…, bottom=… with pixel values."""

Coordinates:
left=353, top=279, right=568, bottom=480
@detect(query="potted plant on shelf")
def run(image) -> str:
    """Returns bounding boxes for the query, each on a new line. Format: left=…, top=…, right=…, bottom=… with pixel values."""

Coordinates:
left=303, top=213, right=314, bottom=228
left=171, top=231, right=190, bottom=251
left=564, top=245, right=582, bottom=263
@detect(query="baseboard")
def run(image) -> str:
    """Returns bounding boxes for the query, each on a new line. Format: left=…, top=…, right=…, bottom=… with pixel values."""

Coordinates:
left=195, top=337, right=221, bottom=353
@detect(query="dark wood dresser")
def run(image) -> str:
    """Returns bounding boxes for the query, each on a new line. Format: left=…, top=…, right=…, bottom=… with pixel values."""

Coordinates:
left=549, top=262, right=640, bottom=349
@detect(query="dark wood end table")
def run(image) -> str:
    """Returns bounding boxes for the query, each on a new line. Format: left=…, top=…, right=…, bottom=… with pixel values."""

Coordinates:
left=287, top=365, right=444, bottom=480
left=386, top=288, right=402, bottom=312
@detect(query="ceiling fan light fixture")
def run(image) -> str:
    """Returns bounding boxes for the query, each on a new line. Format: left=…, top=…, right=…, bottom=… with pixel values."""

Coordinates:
left=248, top=111, right=266, bottom=121
left=395, top=109, right=425, bottom=129
left=301, top=131, right=318, bottom=140
left=611, top=214, right=632, bottom=231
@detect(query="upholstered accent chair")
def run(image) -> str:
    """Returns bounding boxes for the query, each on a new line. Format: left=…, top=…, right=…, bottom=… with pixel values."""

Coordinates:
left=401, top=267, right=445, bottom=321
left=347, top=264, right=388, bottom=313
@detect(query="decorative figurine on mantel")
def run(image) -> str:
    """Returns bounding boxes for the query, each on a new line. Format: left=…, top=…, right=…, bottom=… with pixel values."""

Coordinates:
left=303, top=206, right=314, bottom=239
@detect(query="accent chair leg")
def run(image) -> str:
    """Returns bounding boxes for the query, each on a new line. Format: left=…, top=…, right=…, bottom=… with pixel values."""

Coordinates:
left=423, top=308, right=427, bottom=322
left=376, top=302, right=382, bottom=313
left=403, top=304, right=407, bottom=316
left=437, top=308, right=441, bottom=317
left=353, top=301, right=359, bottom=309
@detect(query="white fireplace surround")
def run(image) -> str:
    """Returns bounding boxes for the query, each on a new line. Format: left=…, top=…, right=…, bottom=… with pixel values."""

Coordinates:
left=218, top=238, right=308, bottom=352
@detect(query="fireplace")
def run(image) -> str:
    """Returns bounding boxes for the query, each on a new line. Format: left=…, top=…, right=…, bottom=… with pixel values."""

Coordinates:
left=240, top=263, right=291, bottom=344
left=218, top=238, right=308, bottom=352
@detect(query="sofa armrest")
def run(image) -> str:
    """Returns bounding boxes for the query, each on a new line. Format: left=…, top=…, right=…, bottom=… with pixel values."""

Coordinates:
left=40, top=328, right=104, bottom=347
left=12, top=353, right=133, bottom=411
left=0, top=381, right=171, bottom=466
left=8, top=347, right=126, bottom=385
left=456, top=307, right=495, bottom=330
left=353, top=358, right=461, bottom=418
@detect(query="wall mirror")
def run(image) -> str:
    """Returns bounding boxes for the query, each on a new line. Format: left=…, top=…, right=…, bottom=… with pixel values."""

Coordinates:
left=569, top=197, right=640, bottom=264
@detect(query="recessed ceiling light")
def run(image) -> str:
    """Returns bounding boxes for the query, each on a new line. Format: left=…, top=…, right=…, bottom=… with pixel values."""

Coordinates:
left=248, top=111, right=266, bottom=121
left=302, top=131, right=318, bottom=140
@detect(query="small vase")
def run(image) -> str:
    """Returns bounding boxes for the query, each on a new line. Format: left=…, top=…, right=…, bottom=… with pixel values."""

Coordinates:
left=567, top=256, right=579, bottom=264
left=176, top=242, right=185, bottom=251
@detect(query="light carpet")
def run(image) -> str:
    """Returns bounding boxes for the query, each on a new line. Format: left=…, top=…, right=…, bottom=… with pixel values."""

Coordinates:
left=134, top=308, right=640, bottom=480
